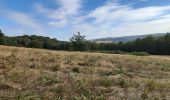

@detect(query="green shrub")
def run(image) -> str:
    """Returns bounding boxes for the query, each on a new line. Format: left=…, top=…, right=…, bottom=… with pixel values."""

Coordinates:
left=50, top=64, right=60, bottom=71
left=112, top=68, right=125, bottom=75
left=146, top=80, right=157, bottom=92
left=100, top=50, right=127, bottom=54
left=116, top=79, right=140, bottom=88
left=72, top=67, right=80, bottom=73
left=16, top=91, right=41, bottom=100
left=141, top=92, right=148, bottom=100
left=51, top=87, right=65, bottom=94
left=97, top=78, right=112, bottom=87
left=0, top=83, right=11, bottom=90
left=117, top=79, right=129, bottom=88
left=83, top=56, right=100, bottom=67
left=39, top=75, right=59, bottom=86
left=99, top=71, right=113, bottom=76
left=145, top=80, right=170, bottom=92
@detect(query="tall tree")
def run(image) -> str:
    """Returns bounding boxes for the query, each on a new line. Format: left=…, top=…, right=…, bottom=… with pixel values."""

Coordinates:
left=70, top=32, right=87, bottom=51
left=0, top=29, right=6, bottom=45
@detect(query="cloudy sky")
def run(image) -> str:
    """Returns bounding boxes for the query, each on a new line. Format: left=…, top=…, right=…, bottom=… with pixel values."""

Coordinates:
left=0, top=0, right=170, bottom=40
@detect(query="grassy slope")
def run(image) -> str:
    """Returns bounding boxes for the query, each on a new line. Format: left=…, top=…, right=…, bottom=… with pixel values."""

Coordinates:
left=0, top=45, right=170, bottom=100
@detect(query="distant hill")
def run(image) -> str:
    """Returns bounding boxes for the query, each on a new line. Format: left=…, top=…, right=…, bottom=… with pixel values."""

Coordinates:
left=90, top=33, right=166, bottom=43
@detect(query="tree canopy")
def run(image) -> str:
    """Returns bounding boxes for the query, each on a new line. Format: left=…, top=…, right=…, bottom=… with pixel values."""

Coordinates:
left=70, top=32, right=87, bottom=51
left=0, top=30, right=5, bottom=45
left=0, top=29, right=170, bottom=55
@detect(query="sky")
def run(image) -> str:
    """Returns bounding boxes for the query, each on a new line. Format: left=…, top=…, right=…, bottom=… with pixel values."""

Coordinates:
left=1, top=0, right=170, bottom=40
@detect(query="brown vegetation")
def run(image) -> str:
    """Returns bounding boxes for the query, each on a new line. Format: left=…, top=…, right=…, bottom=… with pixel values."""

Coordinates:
left=0, top=45, right=170, bottom=100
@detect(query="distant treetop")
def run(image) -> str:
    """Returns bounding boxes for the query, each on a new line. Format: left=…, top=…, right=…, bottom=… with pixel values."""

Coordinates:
left=0, top=29, right=5, bottom=37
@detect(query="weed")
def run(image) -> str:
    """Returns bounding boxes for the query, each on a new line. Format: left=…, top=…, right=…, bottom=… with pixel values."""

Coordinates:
left=8, top=73, right=20, bottom=83
left=141, top=92, right=148, bottom=100
left=96, top=78, right=113, bottom=87
left=50, top=64, right=60, bottom=71
left=112, top=68, right=124, bottom=75
left=16, top=91, right=41, bottom=100
left=51, top=86, right=65, bottom=94
left=0, top=83, right=11, bottom=90
left=145, top=80, right=158, bottom=92
left=38, top=75, right=59, bottom=86
left=72, top=67, right=80, bottom=73
left=100, top=71, right=113, bottom=76
left=117, top=79, right=129, bottom=88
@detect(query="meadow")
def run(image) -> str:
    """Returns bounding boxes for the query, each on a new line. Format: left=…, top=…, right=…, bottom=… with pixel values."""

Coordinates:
left=0, top=45, right=170, bottom=100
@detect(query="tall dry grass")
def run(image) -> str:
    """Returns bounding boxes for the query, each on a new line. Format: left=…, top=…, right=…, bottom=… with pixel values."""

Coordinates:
left=0, top=45, right=170, bottom=100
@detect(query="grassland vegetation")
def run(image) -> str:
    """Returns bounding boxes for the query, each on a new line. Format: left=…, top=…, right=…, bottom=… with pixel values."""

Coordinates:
left=0, top=45, right=170, bottom=99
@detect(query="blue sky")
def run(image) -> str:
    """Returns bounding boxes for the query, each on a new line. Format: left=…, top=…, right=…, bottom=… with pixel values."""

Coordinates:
left=1, top=0, right=170, bottom=40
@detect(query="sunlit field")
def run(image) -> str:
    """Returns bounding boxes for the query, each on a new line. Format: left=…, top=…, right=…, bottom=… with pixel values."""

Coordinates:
left=0, top=45, right=170, bottom=100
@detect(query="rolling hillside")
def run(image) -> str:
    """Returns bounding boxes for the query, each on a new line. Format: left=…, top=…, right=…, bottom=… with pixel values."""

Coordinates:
left=91, top=33, right=166, bottom=43
left=0, top=45, right=170, bottom=99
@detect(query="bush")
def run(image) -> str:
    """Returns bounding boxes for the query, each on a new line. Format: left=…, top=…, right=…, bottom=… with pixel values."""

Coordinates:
left=0, top=83, right=11, bottom=90
left=97, top=78, right=113, bottom=87
left=16, top=91, right=41, bottom=100
left=50, top=64, right=60, bottom=71
left=141, top=92, right=148, bottom=100
left=112, top=68, right=125, bottom=75
left=129, top=52, right=149, bottom=56
left=72, top=67, right=80, bottom=73
left=99, top=50, right=127, bottom=54
left=39, top=75, right=59, bottom=86
left=117, top=79, right=129, bottom=88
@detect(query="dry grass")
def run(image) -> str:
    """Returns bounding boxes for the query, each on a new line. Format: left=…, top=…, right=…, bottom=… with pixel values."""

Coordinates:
left=0, top=45, right=170, bottom=100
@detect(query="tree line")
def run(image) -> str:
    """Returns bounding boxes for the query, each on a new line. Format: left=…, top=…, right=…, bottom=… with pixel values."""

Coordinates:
left=0, top=29, right=170, bottom=55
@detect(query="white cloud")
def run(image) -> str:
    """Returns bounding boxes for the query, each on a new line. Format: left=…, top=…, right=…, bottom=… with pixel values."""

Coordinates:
left=149, top=17, right=170, bottom=24
left=36, top=0, right=83, bottom=27
left=162, top=14, right=170, bottom=18
left=71, top=1, right=170, bottom=39
left=3, top=0, right=170, bottom=39
left=56, top=0, right=82, bottom=15
left=88, top=3, right=170, bottom=24
left=2, top=10, right=46, bottom=35
left=7, top=11, right=41, bottom=29
left=35, top=3, right=51, bottom=14
left=48, top=20, right=67, bottom=27
left=125, top=6, right=170, bottom=21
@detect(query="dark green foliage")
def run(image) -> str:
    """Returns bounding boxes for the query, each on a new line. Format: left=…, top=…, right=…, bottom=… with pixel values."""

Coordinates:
left=0, top=30, right=6, bottom=45
left=0, top=29, right=170, bottom=55
left=121, top=33, right=170, bottom=55
left=72, top=67, right=80, bottom=73
left=99, top=50, right=126, bottom=54
left=5, top=37, right=17, bottom=46
left=70, top=32, right=87, bottom=51
left=117, top=79, right=130, bottom=88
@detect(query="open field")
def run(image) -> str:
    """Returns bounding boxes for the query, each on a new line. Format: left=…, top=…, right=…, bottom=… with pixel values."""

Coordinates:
left=0, top=45, right=170, bottom=100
